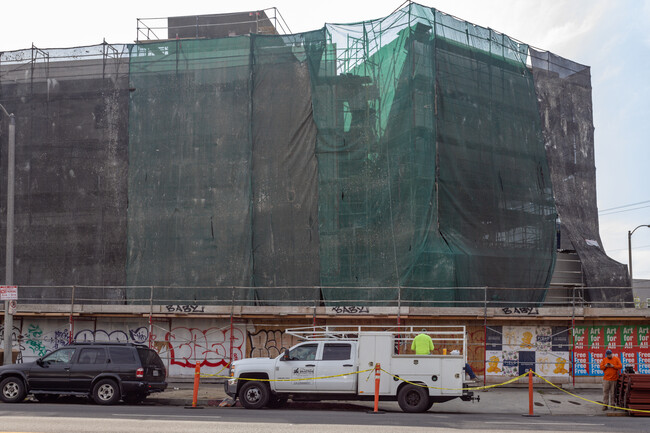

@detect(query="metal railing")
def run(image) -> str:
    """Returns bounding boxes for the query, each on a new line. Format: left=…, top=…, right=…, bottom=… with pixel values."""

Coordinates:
left=6, top=284, right=637, bottom=310
left=136, top=8, right=293, bottom=42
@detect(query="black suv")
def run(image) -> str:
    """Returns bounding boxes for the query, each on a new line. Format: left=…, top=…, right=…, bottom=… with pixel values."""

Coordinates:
left=0, top=342, right=167, bottom=405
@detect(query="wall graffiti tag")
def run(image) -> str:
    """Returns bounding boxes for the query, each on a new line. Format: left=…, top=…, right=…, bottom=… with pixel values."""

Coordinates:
left=74, top=327, right=149, bottom=345
left=25, top=324, right=48, bottom=357
left=75, top=329, right=130, bottom=343
left=165, top=305, right=206, bottom=313
left=164, top=326, right=244, bottom=368
left=0, top=324, right=24, bottom=363
left=330, top=306, right=370, bottom=314
left=247, top=329, right=298, bottom=359
left=501, top=307, right=539, bottom=315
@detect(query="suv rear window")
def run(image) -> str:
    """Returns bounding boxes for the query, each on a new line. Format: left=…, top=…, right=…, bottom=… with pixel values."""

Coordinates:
left=109, top=347, right=136, bottom=364
left=136, top=347, right=163, bottom=367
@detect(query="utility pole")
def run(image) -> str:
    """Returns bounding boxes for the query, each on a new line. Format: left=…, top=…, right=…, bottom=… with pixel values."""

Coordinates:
left=1, top=104, right=15, bottom=366
left=629, top=224, right=650, bottom=287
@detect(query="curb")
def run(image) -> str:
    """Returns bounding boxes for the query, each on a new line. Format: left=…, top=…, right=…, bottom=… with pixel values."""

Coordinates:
left=150, top=398, right=229, bottom=407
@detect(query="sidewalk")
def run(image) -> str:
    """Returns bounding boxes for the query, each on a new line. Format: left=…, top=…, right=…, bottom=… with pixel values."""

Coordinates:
left=147, top=380, right=621, bottom=416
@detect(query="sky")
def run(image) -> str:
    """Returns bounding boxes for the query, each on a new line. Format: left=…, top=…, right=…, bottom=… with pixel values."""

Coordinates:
left=1, top=0, right=649, bottom=280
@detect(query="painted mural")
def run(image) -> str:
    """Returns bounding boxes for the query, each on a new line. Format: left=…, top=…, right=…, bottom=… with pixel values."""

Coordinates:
left=484, top=325, right=571, bottom=378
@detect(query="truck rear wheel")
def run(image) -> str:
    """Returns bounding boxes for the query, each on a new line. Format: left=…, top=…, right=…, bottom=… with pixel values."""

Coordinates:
left=239, top=381, right=270, bottom=409
left=397, top=384, right=429, bottom=413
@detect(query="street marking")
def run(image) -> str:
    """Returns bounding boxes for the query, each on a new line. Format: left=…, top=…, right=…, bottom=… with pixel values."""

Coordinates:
left=112, top=414, right=222, bottom=419
left=484, top=422, right=604, bottom=426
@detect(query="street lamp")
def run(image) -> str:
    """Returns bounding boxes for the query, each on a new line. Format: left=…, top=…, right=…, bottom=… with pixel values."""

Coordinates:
left=0, top=103, right=14, bottom=366
left=628, top=224, right=650, bottom=286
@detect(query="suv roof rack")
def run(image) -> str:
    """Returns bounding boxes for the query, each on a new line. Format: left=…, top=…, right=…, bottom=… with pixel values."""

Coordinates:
left=70, top=342, right=148, bottom=348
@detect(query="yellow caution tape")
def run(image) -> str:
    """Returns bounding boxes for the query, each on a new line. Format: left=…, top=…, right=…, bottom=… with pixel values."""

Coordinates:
left=198, top=362, right=650, bottom=413
left=199, top=365, right=228, bottom=378
left=532, top=371, right=650, bottom=414
left=381, top=368, right=529, bottom=391
left=203, top=368, right=374, bottom=382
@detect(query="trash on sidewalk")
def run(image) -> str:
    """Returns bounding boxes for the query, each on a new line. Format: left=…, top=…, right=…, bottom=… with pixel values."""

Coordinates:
left=219, top=397, right=236, bottom=407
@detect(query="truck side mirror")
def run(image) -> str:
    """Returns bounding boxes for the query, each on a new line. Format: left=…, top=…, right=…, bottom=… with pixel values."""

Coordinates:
left=282, top=351, right=290, bottom=361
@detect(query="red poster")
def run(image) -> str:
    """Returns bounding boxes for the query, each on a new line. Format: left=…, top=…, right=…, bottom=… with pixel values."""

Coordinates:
left=621, top=326, right=636, bottom=350
left=603, top=326, right=619, bottom=351
left=638, top=326, right=650, bottom=374
left=573, top=326, right=587, bottom=350
left=638, top=326, right=650, bottom=350
left=588, top=326, right=604, bottom=351
left=572, top=326, right=589, bottom=376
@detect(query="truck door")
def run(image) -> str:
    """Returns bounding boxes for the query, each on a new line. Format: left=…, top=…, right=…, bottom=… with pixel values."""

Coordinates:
left=357, top=333, right=391, bottom=395
left=274, top=343, right=318, bottom=392
left=316, top=343, right=356, bottom=392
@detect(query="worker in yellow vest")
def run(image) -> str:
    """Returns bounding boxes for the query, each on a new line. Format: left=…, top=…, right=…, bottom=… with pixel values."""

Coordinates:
left=411, top=331, right=434, bottom=355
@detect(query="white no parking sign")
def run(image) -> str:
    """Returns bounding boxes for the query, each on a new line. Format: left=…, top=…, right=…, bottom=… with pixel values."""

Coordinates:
left=0, top=285, right=17, bottom=300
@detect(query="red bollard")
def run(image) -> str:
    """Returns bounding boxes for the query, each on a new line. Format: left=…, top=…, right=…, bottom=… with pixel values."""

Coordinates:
left=373, top=363, right=381, bottom=412
left=366, top=363, right=385, bottom=414
left=185, top=362, right=204, bottom=409
left=522, top=369, right=538, bottom=417
left=192, top=362, right=200, bottom=407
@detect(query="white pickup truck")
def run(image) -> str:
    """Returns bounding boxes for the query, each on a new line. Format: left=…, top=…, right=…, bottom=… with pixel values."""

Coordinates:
left=225, top=326, right=477, bottom=412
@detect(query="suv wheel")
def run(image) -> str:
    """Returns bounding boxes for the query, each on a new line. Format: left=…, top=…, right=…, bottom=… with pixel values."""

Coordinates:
left=92, top=379, right=120, bottom=405
left=239, top=381, right=269, bottom=409
left=0, top=377, right=27, bottom=403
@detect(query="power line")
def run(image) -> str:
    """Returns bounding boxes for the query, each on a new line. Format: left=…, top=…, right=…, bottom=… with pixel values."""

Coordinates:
left=607, top=244, right=650, bottom=253
left=599, top=200, right=650, bottom=213
left=599, top=204, right=650, bottom=217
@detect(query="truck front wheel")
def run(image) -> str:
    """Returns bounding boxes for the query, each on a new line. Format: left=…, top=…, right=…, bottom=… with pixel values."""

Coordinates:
left=397, top=384, right=429, bottom=413
left=239, top=381, right=270, bottom=409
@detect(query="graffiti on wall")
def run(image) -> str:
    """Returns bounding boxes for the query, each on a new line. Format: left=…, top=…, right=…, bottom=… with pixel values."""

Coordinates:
left=0, top=324, right=24, bottom=363
left=74, top=327, right=149, bottom=345
left=163, top=326, right=245, bottom=369
left=247, top=329, right=300, bottom=359
left=5, top=319, right=247, bottom=377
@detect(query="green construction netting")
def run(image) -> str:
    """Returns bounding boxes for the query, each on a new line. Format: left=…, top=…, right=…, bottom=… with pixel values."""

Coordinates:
left=311, top=4, right=556, bottom=305
left=126, top=3, right=556, bottom=306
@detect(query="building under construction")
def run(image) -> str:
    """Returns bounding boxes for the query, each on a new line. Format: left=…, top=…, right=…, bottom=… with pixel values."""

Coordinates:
left=0, top=4, right=644, bottom=381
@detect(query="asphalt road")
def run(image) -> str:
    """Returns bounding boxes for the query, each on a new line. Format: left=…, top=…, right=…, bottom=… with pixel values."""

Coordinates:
left=1, top=400, right=650, bottom=433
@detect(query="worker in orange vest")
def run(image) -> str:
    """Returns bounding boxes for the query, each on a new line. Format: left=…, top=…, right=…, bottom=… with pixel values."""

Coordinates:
left=599, top=349, right=622, bottom=411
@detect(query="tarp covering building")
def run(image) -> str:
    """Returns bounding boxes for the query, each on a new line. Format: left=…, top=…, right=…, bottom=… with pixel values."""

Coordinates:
left=0, top=3, right=630, bottom=306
